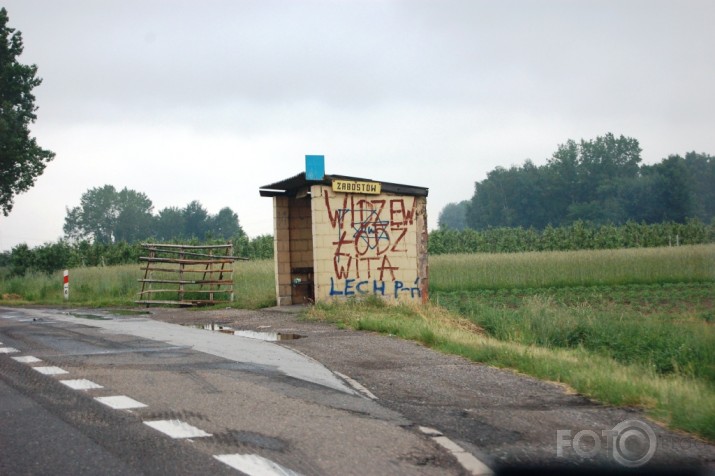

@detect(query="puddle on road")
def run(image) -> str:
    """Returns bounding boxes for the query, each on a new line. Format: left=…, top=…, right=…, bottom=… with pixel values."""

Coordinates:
left=108, top=309, right=151, bottom=316
left=234, top=330, right=303, bottom=341
left=67, top=313, right=110, bottom=321
left=190, top=323, right=302, bottom=341
left=66, top=310, right=149, bottom=321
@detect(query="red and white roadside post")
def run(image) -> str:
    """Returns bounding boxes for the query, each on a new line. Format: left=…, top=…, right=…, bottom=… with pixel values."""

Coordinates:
left=63, top=270, right=69, bottom=300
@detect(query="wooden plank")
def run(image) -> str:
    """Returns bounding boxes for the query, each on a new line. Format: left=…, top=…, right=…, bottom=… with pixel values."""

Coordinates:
left=134, top=299, right=232, bottom=305
left=178, top=300, right=232, bottom=304
left=139, top=267, right=234, bottom=274
left=137, top=289, right=185, bottom=295
left=134, top=300, right=197, bottom=306
left=137, top=279, right=233, bottom=285
left=144, top=248, right=248, bottom=260
left=138, top=289, right=233, bottom=295
left=139, top=257, right=235, bottom=265
left=141, top=243, right=234, bottom=250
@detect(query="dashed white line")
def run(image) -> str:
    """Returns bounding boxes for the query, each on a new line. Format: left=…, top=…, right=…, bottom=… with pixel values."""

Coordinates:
left=0, top=347, right=20, bottom=353
left=33, top=366, right=69, bottom=375
left=334, top=371, right=378, bottom=400
left=419, top=426, right=493, bottom=476
left=12, top=355, right=42, bottom=363
left=95, top=395, right=147, bottom=410
left=61, top=379, right=104, bottom=391
left=143, top=420, right=212, bottom=439
left=214, top=454, right=302, bottom=476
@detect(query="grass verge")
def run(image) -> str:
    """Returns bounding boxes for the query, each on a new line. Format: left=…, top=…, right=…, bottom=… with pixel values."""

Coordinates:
left=434, top=284, right=715, bottom=383
left=304, top=299, right=715, bottom=442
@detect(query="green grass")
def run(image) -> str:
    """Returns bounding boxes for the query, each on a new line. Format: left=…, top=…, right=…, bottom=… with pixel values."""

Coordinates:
left=433, top=284, right=715, bottom=382
left=430, top=244, right=715, bottom=291
left=231, top=259, right=276, bottom=309
left=0, top=264, right=138, bottom=306
left=0, top=259, right=276, bottom=309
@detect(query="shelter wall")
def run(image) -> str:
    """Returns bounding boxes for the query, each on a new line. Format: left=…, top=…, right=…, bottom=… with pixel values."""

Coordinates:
left=310, top=185, right=428, bottom=304
left=273, top=197, right=292, bottom=306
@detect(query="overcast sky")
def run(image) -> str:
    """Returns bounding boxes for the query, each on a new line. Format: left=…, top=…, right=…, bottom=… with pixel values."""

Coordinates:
left=2, top=0, right=714, bottom=251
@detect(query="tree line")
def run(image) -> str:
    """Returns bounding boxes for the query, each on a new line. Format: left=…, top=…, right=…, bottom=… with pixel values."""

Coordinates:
left=438, top=134, right=715, bottom=231
left=63, top=185, right=246, bottom=244
left=0, top=184, right=273, bottom=276
left=1, top=235, right=274, bottom=277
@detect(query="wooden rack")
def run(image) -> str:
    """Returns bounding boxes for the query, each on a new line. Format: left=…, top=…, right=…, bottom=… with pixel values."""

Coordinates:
left=136, top=243, right=245, bottom=307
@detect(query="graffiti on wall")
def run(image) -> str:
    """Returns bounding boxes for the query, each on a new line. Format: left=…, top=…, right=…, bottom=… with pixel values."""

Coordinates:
left=324, top=194, right=421, bottom=299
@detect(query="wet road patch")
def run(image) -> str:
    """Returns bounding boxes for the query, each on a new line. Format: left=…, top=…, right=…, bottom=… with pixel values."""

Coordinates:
left=188, top=323, right=303, bottom=342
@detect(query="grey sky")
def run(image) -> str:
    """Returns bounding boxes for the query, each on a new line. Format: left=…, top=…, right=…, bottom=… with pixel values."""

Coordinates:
left=2, top=0, right=714, bottom=250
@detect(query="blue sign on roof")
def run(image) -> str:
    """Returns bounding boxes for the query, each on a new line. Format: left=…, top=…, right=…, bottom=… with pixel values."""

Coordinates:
left=305, top=155, right=325, bottom=181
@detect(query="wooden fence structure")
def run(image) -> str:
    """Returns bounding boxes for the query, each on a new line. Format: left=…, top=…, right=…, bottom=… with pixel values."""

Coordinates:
left=136, top=243, right=245, bottom=307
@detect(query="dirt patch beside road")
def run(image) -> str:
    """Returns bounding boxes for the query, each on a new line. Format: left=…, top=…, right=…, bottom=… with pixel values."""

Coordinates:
left=139, top=305, right=715, bottom=471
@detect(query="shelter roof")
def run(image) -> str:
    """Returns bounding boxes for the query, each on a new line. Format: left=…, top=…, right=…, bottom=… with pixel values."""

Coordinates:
left=259, top=172, right=428, bottom=198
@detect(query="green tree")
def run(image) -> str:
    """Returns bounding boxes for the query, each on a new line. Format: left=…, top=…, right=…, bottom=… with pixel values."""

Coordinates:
left=182, top=200, right=209, bottom=239
left=0, top=8, right=55, bottom=215
left=155, top=206, right=185, bottom=240
left=548, top=133, right=641, bottom=225
left=651, top=155, right=694, bottom=222
left=114, top=188, right=154, bottom=242
left=438, top=200, right=470, bottom=230
left=683, top=152, right=715, bottom=222
left=9, top=242, right=32, bottom=275
left=208, top=207, right=245, bottom=239
left=467, top=160, right=552, bottom=229
left=64, top=185, right=153, bottom=243
left=64, top=185, right=118, bottom=243
left=467, top=166, right=515, bottom=229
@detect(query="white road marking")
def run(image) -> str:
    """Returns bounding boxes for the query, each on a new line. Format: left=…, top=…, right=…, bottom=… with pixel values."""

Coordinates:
left=419, top=426, right=493, bottom=476
left=419, top=426, right=443, bottom=436
left=33, top=366, right=69, bottom=375
left=12, top=355, right=41, bottom=363
left=214, top=454, right=302, bottom=476
left=0, top=347, right=20, bottom=353
left=334, top=371, right=378, bottom=400
left=61, top=379, right=103, bottom=390
left=143, top=419, right=212, bottom=439
left=95, top=395, right=147, bottom=410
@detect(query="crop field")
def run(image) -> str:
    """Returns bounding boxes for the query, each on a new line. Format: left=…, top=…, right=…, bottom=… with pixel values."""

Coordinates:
left=2, top=244, right=714, bottom=439
left=430, top=244, right=714, bottom=290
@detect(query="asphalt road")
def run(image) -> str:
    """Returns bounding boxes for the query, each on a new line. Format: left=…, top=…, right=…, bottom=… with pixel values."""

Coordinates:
left=0, top=307, right=461, bottom=475
left=2, top=305, right=714, bottom=475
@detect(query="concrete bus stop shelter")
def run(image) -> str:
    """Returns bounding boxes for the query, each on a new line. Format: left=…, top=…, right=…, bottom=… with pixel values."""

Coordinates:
left=259, top=156, right=429, bottom=306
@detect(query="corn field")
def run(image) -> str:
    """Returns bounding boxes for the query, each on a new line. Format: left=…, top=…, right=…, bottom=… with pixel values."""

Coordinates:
left=428, top=219, right=715, bottom=255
